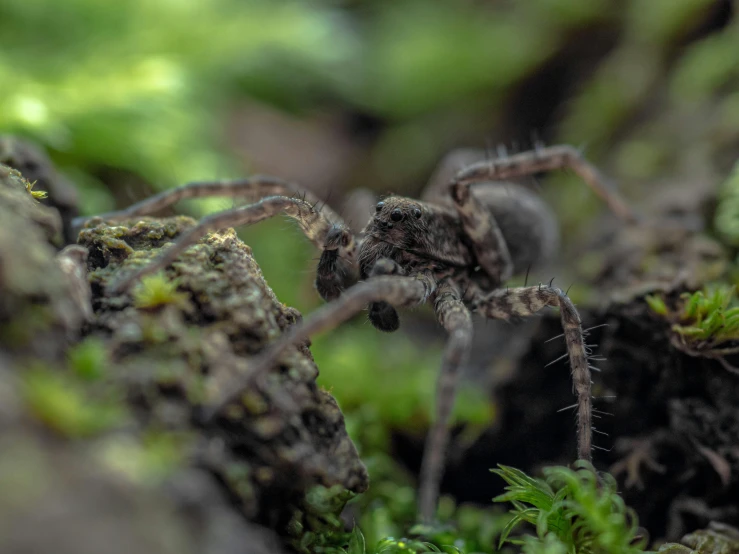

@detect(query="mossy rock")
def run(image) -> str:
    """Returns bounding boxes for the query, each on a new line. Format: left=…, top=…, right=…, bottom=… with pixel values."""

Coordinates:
left=77, top=215, right=368, bottom=540
left=1, top=162, right=368, bottom=551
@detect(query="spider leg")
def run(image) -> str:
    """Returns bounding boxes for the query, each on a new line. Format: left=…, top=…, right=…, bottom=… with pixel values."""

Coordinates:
left=106, top=196, right=357, bottom=295
left=367, top=258, right=406, bottom=332
left=472, top=285, right=592, bottom=461
left=72, top=175, right=344, bottom=230
left=418, top=280, right=473, bottom=523
left=452, top=144, right=636, bottom=222
left=203, top=272, right=437, bottom=420
left=449, top=172, right=515, bottom=283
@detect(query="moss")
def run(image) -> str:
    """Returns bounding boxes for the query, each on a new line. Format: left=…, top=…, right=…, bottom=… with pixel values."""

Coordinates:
left=493, top=462, right=647, bottom=553
left=646, top=285, right=739, bottom=354
left=287, top=485, right=358, bottom=553
left=658, top=524, right=739, bottom=553
left=21, top=364, right=128, bottom=438
left=133, top=271, right=190, bottom=311
left=67, top=337, right=108, bottom=381
left=24, top=179, right=48, bottom=201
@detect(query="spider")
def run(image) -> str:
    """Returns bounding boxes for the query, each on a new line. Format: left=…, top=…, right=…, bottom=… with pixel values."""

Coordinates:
left=72, top=144, right=635, bottom=523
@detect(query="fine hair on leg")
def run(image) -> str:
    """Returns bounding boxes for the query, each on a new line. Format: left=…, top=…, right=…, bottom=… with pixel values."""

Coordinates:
left=418, top=280, right=473, bottom=523
left=108, top=195, right=354, bottom=294
left=473, top=285, right=592, bottom=461
left=204, top=273, right=437, bottom=421
left=452, top=144, right=637, bottom=222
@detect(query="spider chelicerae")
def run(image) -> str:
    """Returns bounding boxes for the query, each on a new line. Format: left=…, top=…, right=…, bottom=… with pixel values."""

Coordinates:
left=73, top=144, right=635, bottom=523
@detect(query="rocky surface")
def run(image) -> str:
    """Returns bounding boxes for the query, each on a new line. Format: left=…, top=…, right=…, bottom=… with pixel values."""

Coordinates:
left=0, top=160, right=368, bottom=553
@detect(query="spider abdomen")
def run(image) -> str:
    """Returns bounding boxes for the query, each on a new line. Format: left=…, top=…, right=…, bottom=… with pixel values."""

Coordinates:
left=475, top=182, right=560, bottom=274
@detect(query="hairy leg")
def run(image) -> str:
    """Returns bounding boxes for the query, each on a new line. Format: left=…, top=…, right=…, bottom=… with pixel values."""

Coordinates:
left=451, top=144, right=636, bottom=222
left=418, top=280, right=473, bottom=523
left=449, top=175, right=515, bottom=283
left=72, top=175, right=345, bottom=230
left=472, top=285, right=592, bottom=461
left=204, top=272, right=437, bottom=420
left=106, top=196, right=357, bottom=296
left=367, top=258, right=406, bottom=332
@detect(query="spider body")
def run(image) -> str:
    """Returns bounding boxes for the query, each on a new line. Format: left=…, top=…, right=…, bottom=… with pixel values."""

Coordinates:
left=353, top=188, right=558, bottom=333
left=74, top=144, right=635, bottom=523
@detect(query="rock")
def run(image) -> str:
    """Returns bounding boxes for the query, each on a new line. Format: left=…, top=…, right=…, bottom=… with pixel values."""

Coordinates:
left=1, top=157, right=368, bottom=553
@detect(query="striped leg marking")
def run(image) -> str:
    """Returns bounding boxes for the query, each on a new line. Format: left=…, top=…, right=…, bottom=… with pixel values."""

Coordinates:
left=72, top=175, right=345, bottom=230
left=473, top=285, right=592, bottom=462
left=204, top=273, right=437, bottom=421
left=452, top=144, right=636, bottom=222
left=418, top=280, right=473, bottom=523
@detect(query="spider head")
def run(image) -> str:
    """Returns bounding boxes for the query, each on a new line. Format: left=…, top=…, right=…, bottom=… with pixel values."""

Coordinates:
left=369, top=197, right=425, bottom=241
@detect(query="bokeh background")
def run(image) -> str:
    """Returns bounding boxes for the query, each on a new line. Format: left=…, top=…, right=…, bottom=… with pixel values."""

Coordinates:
left=2, top=0, right=739, bottom=548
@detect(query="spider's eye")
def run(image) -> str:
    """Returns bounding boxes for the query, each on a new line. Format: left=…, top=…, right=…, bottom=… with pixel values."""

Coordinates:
left=375, top=202, right=385, bottom=212
left=390, top=209, right=403, bottom=222
left=412, top=208, right=422, bottom=219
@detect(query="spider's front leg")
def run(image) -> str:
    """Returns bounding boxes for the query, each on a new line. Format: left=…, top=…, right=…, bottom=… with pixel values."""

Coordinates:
left=71, top=175, right=344, bottom=231
left=472, top=285, right=593, bottom=462
left=367, top=258, right=407, bottom=332
left=101, top=195, right=357, bottom=296
left=419, top=280, right=473, bottom=524
left=203, top=270, right=437, bottom=420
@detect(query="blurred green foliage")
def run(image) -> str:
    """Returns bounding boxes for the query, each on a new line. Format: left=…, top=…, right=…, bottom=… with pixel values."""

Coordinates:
left=21, top=362, right=129, bottom=438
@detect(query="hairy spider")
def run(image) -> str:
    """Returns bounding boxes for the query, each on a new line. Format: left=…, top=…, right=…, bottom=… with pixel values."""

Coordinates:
left=73, top=144, right=635, bottom=523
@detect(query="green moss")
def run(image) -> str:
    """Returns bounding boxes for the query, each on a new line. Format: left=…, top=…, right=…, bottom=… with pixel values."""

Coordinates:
left=133, top=271, right=190, bottom=310
left=647, top=285, right=739, bottom=352
left=21, top=364, right=128, bottom=438
left=67, top=337, right=109, bottom=381
left=493, top=462, right=647, bottom=553
left=645, top=294, right=669, bottom=316
left=24, top=179, right=47, bottom=201
left=287, top=485, right=358, bottom=553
